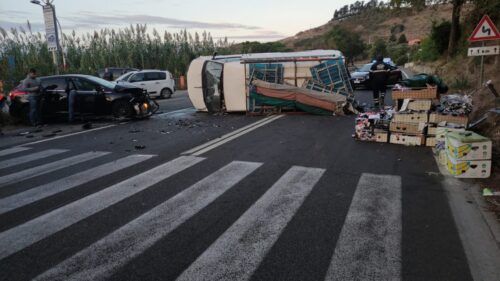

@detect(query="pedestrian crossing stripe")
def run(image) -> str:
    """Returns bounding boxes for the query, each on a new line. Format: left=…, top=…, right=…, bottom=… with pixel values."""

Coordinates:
left=0, top=147, right=404, bottom=281
left=35, top=161, right=262, bottom=281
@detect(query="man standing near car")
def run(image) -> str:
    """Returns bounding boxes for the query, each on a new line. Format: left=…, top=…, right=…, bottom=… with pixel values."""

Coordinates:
left=67, top=80, right=78, bottom=123
left=369, top=55, right=391, bottom=109
left=21, top=68, right=42, bottom=126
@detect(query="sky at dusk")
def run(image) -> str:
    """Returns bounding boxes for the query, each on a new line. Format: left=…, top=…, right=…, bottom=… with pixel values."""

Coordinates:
left=0, top=0, right=356, bottom=42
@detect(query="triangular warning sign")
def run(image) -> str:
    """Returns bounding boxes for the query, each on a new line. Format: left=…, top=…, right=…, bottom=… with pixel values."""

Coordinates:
left=469, top=15, right=500, bottom=42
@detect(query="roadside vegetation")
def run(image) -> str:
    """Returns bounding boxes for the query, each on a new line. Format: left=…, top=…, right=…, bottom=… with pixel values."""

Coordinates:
left=0, top=24, right=231, bottom=91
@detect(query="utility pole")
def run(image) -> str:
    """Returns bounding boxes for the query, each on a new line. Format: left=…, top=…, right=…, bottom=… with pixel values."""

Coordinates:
left=30, top=0, right=61, bottom=74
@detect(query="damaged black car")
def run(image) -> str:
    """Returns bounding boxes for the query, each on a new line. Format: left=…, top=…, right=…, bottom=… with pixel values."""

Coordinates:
left=9, top=74, right=159, bottom=122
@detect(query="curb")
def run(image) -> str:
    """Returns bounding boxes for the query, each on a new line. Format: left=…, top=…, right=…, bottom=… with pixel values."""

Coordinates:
left=470, top=185, right=500, bottom=249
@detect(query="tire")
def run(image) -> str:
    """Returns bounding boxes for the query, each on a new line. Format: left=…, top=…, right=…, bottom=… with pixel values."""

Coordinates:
left=159, top=88, right=173, bottom=99
left=112, top=100, right=133, bottom=118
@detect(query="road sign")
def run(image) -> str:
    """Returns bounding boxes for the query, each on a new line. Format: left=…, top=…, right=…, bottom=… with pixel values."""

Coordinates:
left=43, top=5, right=59, bottom=51
left=469, top=15, right=500, bottom=42
left=468, top=45, right=500, bottom=57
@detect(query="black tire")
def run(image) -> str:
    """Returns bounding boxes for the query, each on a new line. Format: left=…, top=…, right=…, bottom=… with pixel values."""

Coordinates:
left=112, top=100, right=133, bottom=118
left=160, top=88, right=173, bottom=99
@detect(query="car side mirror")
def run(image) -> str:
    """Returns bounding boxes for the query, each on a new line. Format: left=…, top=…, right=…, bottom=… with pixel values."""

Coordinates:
left=95, top=85, right=103, bottom=92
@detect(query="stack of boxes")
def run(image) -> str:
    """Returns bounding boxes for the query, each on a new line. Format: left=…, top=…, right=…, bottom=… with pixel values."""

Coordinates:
left=445, top=131, right=492, bottom=178
left=389, top=87, right=436, bottom=146
left=353, top=110, right=391, bottom=143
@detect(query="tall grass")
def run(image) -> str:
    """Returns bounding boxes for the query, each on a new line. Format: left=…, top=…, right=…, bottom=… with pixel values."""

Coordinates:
left=0, top=22, right=231, bottom=90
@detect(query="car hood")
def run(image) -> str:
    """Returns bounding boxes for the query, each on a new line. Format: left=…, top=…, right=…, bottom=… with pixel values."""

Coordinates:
left=114, top=83, right=145, bottom=95
left=351, top=71, right=369, bottom=78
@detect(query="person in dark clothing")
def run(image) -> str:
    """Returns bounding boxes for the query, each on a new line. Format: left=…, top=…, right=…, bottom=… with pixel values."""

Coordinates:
left=21, top=68, right=42, bottom=126
left=369, top=55, right=391, bottom=109
left=67, top=81, right=77, bottom=123
left=103, top=68, right=113, bottom=81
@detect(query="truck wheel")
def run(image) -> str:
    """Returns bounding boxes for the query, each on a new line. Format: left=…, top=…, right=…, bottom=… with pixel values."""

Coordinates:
left=112, top=100, right=133, bottom=118
left=160, top=88, right=173, bottom=99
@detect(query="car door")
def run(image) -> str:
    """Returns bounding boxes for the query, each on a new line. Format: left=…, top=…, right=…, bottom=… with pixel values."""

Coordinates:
left=143, top=72, right=163, bottom=95
left=72, top=77, right=99, bottom=114
left=41, top=77, right=68, bottom=114
left=129, top=72, right=149, bottom=92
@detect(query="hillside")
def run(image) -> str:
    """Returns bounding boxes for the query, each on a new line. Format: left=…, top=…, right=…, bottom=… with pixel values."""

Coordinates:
left=281, top=4, right=469, bottom=50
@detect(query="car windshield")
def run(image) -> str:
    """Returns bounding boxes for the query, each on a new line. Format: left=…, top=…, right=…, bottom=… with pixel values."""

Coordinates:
left=359, top=64, right=373, bottom=72
left=84, top=76, right=116, bottom=89
left=116, top=72, right=136, bottom=82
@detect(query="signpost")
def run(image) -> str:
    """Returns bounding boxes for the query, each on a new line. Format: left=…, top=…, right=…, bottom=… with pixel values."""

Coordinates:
left=468, top=46, right=500, bottom=57
left=37, top=1, right=60, bottom=74
left=468, top=15, right=500, bottom=86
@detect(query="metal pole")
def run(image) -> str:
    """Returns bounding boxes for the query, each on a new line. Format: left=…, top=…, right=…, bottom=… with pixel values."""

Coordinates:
left=52, top=50, right=59, bottom=74
left=480, top=41, right=485, bottom=87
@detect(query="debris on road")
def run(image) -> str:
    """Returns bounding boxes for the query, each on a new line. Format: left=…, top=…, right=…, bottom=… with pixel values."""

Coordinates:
left=134, top=145, right=146, bottom=150
left=42, top=133, right=57, bottom=138
left=483, top=188, right=500, bottom=197
left=82, top=122, right=93, bottom=130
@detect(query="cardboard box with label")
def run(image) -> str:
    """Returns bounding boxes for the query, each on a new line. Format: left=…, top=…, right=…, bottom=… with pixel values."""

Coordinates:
left=429, top=113, right=468, bottom=126
left=390, top=122, right=427, bottom=134
left=446, top=152, right=491, bottom=178
left=390, top=133, right=425, bottom=146
left=392, top=112, right=429, bottom=124
left=446, top=131, right=492, bottom=161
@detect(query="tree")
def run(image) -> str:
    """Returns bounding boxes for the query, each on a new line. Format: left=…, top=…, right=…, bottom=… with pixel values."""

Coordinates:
left=389, top=34, right=397, bottom=42
left=431, top=21, right=451, bottom=54
left=398, top=34, right=408, bottom=44
left=448, top=0, right=464, bottom=57
left=325, top=27, right=365, bottom=65
left=370, top=38, right=388, bottom=59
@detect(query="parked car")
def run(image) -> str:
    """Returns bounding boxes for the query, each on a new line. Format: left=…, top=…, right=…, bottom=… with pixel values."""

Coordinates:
left=116, top=70, right=175, bottom=99
left=96, top=67, right=139, bottom=81
left=9, top=74, right=158, bottom=122
left=350, top=61, right=403, bottom=89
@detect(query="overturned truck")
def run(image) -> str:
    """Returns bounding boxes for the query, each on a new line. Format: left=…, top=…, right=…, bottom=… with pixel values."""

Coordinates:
left=187, top=50, right=358, bottom=115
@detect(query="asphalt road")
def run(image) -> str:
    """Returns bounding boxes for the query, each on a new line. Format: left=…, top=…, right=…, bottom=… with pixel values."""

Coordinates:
left=0, top=90, right=474, bottom=281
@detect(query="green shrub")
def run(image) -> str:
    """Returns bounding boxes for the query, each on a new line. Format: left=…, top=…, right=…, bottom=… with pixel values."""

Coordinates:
left=412, top=37, right=439, bottom=62
left=369, top=38, right=388, bottom=59
left=387, top=43, right=409, bottom=65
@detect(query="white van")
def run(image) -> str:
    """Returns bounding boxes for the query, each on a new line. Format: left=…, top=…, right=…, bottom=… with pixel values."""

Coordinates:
left=187, top=50, right=347, bottom=113
left=117, top=70, right=176, bottom=99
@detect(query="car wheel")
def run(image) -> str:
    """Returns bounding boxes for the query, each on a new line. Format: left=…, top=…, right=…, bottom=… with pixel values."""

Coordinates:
left=160, top=88, right=173, bottom=99
left=112, top=100, right=133, bottom=118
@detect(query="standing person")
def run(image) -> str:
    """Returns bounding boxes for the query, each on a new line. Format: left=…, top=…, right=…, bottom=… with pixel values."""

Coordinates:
left=67, top=80, right=77, bottom=123
left=369, top=55, right=391, bottom=109
left=21, top=68, right=42, bottom=126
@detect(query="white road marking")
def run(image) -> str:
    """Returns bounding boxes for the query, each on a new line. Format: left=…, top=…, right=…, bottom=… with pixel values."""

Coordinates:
left=17, top=125, right=116, bottom=147
left=325, top=173, right=402, bottom=281
left=187, top=115, right=284, bottom=157
left=0, top=151, right=110, bottom=187
left=0, top=155, right=204, bottom=260
left=0, top=149, right=68, bottom=170
left=155, top=107, right=195, bottom=117
left=176, top=166, right=325, bottom=281
left=0, top=154, right=154, bottom=215
left=182, top=115, right=282, bottom=156
left=34, top=161, right=262, bottom=281
left=0, top=147, right=31, bottom=157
